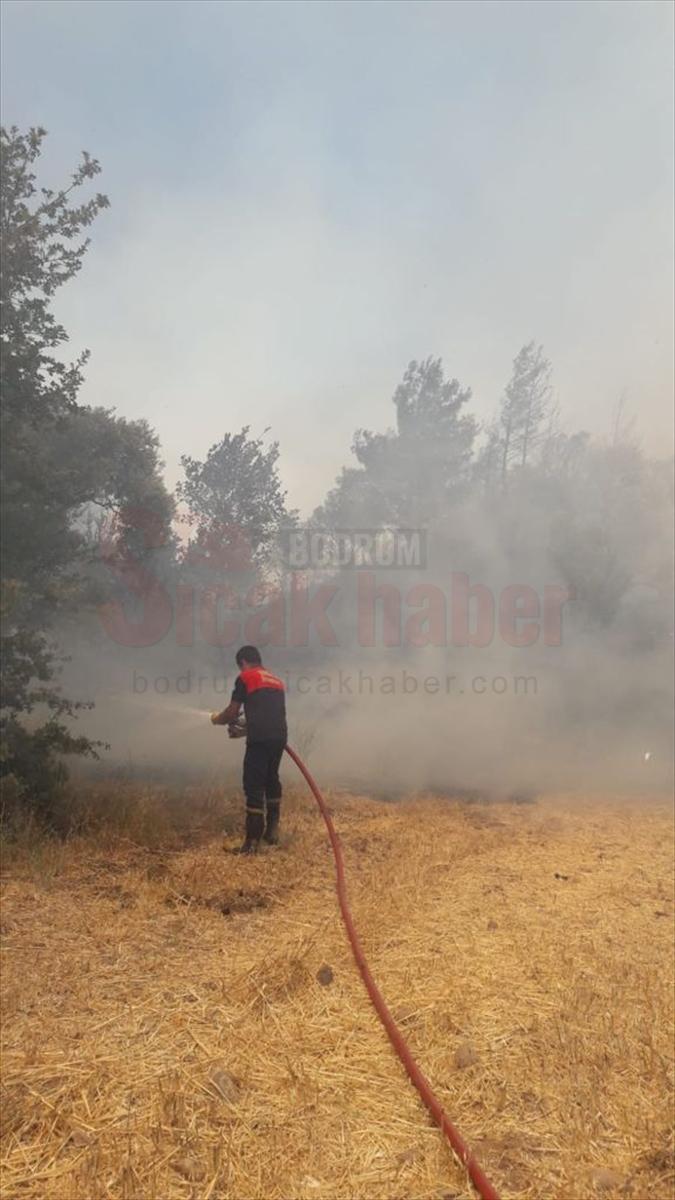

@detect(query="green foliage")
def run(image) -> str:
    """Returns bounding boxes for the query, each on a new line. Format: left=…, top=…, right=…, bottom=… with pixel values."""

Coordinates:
left=392, top=357, right=475, bottom=448
left=0, top=616, right=103, bottom=823
left=315, top=357, right=476, bottom=528
left=314, top=345, right=673, bottom=656
left=499, top=341, right=553, bottom=480
left=1, top=126, right=109, bottom=425
left=549, top=441, right=672, bottom=629
left=177, top=427, right=296, bottom=571
left=0, top=126, right=172, bottom=817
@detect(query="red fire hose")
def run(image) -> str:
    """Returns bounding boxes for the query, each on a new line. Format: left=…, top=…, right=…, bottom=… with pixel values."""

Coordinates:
left=284, top=744, right=502, bottom=1200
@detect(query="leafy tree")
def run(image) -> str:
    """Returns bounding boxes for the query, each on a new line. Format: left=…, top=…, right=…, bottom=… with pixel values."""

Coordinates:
left=0, top=613, right=97, bottom=817
left=177, top=427, right=296, bottom=572
left=1, top=126, right=108, bottom=426
left=550, top=439, right=673, bottom=629
left=497, top=342, right=552, bottom=484
left=1, top=126, right=173, bottom=816
left=313, top=465, right=393, bottom=530
left=315, top=357, right=476, bottom=528
left=393, top=357, right=474, bottom=445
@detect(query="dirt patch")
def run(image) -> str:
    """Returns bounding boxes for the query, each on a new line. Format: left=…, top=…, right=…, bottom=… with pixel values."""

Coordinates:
left=164, top=887, right=270, bottom=917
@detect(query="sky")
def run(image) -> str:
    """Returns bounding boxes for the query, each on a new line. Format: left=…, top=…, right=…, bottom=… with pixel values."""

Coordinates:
left=2, top=0, right=673, bottom=515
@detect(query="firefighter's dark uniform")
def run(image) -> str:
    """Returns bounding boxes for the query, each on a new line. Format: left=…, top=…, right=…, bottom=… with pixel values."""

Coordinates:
left=232, top=666, right=287, bottom=844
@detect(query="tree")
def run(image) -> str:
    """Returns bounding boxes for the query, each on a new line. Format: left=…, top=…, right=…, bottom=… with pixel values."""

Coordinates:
left=497, top=342, right=552, bottom=484
left=1, top=127, right=108, bottom=426
left=474, top=419, right=502, bottom=493
left=550, top=439, right=672, bottom=630
left=1, top=126, right=173, bottom=816
left=315, top=357, right=477, bottom=528
left=177, top=427, right=296, bottom=573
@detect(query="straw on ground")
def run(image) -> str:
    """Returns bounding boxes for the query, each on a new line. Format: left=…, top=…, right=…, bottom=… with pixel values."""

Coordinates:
left=1, top=789, right=673, bottom=1199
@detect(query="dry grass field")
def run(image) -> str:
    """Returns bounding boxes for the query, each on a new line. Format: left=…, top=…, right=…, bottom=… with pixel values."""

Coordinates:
left=1, top=785, right=673, bottom=1200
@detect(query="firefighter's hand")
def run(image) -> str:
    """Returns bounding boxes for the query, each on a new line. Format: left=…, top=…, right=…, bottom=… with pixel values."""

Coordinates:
left=210, top=711, right=223, bottom=725
left=228, top=722, right=246, bottom=739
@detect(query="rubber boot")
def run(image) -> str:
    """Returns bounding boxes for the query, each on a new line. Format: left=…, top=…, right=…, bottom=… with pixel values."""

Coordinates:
left=234, top=808, right=264, bottom=854
left=263, top=801, right=280, bottom=846
left=233, top=839, right=258, bottom=856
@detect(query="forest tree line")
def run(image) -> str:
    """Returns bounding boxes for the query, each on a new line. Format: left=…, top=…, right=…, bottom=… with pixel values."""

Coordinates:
left=1, top=127, right=672, bottom=814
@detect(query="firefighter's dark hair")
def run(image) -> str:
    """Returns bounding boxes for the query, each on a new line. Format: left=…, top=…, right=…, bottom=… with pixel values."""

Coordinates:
left=236, top=645, right=262, bottom=667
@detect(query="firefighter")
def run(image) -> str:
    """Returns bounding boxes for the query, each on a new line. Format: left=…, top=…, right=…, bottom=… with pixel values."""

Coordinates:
left=211, top=646, right=287, bottom=854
